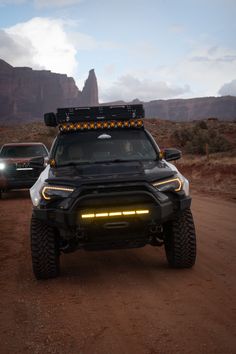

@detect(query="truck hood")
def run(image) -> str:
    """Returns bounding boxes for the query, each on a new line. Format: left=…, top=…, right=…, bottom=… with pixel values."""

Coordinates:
left=47, top=160, right=176, bottom=186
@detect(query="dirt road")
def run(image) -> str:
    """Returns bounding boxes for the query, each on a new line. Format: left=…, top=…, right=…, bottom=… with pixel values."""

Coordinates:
left=0, top=192, right=235, bottom=354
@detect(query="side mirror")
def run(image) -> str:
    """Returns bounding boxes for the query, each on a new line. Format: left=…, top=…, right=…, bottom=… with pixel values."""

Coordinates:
left=163, top=148, right=182, bottom=161
left=29, top=156, right=45, bottom=168
left=44, top=112, right=57, bottom=127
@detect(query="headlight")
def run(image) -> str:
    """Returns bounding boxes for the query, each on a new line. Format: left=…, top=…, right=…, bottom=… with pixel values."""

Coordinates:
left=152, top=177, right=183, bottom=192
left=42, top=185, right=74, bottom=200
left=0, top=162, right=6, bottom=170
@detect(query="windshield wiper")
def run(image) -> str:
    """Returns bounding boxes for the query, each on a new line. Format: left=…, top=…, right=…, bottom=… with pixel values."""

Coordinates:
left=90, top=159, right=136, bottom=164
left=108, top=159, right=137, bottom=163
left=100, top=158, right=157, bottom=163
left=57, top=161, right=91, bottom=167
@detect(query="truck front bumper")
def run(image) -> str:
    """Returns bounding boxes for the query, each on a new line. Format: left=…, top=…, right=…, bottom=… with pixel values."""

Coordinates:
left=33, top=184, right=191, bottom=245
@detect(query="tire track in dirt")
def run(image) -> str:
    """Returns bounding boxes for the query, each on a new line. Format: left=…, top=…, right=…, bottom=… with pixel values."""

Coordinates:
left=0, top=191, right=235, bottom=354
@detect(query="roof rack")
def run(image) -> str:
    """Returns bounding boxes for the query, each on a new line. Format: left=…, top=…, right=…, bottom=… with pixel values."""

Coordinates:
left=44, top=104, right=145, bottom=127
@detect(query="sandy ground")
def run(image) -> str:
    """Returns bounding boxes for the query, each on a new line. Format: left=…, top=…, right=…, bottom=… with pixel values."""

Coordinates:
left=0, top=191, right=235, bottom=354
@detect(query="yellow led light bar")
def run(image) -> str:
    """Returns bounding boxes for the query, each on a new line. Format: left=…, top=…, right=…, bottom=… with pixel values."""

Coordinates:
left=136, top=210, right=149, bottom=214
left=81, top=209, right=149, bottom=219
left=109, top=212, right=122, bottom=216
left=110, top=121, right=116, bottom=128
left=81, top=213, right=95, bottom=219
left=95, top=212, right=109, bottom=217
left=103, top=121, right=108, bottom=128
left=122, top=210, right=135, bottom=215
left=59, top=119, right=143, bottom=132
left=137, top=119, right=143, bottom=127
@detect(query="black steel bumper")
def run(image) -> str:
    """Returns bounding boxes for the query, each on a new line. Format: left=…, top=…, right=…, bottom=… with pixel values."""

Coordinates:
left=33, top=183, right=191, bottom=242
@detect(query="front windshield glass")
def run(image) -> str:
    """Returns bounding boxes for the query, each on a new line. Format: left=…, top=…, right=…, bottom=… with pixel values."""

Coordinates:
left=0, top=145, right=48, bottom=158
left=54, top=130, right=157, bottom=166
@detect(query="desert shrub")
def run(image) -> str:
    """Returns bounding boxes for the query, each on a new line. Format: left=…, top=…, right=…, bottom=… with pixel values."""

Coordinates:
left=172, top=122, right=231, bottom=154
left=196, top=120, right=208, bottom=130
left=172, top=127, right=193, bottom=147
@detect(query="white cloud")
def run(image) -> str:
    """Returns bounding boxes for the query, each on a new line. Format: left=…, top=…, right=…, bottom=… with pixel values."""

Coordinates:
left=3, top=17, right=78, bottom=76
left=99, top=44, right=236, bottom=102
left=219, top=79, right=236, bottom=96
left=0, top=29, right=37, bottom=68
left=1, top=16, right=116, bottom=80
left=157, top=45, right=236, bottom=97
left=100, top=74, right=190, bottom=102
left=69, top=31, right=117, bottom=51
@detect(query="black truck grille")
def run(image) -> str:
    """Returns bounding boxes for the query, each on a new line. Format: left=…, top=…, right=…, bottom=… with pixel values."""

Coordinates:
left=5, top=165, right=39, bottom=180
left=74, top=182, right=158, bottom=209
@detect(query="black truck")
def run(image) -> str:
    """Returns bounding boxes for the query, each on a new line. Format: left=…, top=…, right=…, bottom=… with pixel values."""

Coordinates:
left=30, top=104, right=196, bottom=279
left=0, top=142, right=48, bottom=198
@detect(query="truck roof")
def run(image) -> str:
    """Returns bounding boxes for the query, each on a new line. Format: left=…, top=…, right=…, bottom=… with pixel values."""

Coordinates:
left=2, top=142, right=45, bottom=147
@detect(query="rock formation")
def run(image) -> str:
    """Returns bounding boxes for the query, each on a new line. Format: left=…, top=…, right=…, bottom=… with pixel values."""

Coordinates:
left=79, top=69, right=98, bottom=106
left=0, top=59, right=99, bottom=124
left=106, top=96, right=236, bottom=121
left=0, top=58, right=236, bottom=124
left=143, top=96, right=236, bottom=121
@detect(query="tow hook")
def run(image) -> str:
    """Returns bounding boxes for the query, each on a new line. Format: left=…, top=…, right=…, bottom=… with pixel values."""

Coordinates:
left=149, top=224, right=164, bottom=246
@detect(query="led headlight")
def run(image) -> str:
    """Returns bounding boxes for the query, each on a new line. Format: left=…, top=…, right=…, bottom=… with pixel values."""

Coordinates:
left=152, top=177, right=183, bottom=192
left=42, top=185, right=74, bottom=200
left=0, top=162, right=6, bottom=170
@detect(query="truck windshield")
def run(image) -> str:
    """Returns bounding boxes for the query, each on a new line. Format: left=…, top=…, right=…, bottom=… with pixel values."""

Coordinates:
left=54, top=130, right=157, bottom=166
left=0, top=145, right=48, bottom=158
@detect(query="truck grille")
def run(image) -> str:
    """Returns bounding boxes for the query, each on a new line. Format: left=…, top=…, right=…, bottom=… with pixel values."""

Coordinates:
left=5, top=164, right=39, bottom=180
left=75, top=181, right=157, bottom=209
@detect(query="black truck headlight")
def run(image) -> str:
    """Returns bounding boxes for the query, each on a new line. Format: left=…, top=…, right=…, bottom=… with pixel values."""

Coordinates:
left=152, top=177, right=183, bottom=192
left=42, top=185, right=74, bottom=200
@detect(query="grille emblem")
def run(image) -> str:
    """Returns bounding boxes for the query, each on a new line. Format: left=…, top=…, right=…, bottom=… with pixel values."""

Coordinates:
left=17, top=162, right=30, bottom=168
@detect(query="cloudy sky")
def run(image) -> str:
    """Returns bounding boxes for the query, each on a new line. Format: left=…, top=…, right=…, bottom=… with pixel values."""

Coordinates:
left=0, top=0, right=235, bottom=102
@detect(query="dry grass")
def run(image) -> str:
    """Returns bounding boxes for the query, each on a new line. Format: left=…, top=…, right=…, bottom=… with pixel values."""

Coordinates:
left=144, top=119, right=236, bottom=201
left=0, top=123, right=56, bottom=150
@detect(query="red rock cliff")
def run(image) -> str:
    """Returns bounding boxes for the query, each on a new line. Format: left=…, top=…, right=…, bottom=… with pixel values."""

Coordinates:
left=0, top=59, right=99, bottom=123
left=79, top=69, right=98, bottom=106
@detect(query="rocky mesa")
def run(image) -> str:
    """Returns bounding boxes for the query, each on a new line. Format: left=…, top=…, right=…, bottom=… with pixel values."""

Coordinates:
left=0, top=59, right=98, bottom=124
left=0, top=58, right=236, bottom=123
left=144, top=96, right=236, bottom=121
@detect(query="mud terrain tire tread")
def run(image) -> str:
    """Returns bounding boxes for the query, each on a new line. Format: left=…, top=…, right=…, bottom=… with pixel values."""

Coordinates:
left=31, top=215, right=60, bottom=279
left=164, top=208, right=196, bottom=268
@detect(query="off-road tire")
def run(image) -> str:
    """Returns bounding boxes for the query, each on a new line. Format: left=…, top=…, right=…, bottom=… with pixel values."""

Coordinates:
left=164, top=208, right=196, bottom=268
left=31, top=215, right=60, bottom=279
